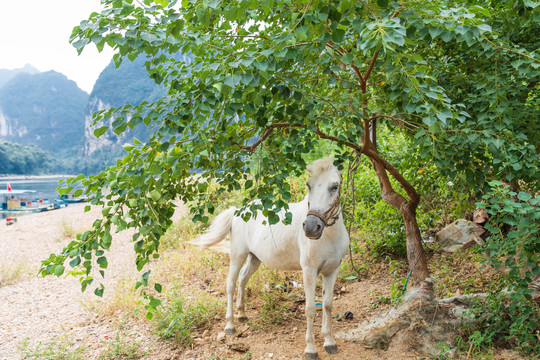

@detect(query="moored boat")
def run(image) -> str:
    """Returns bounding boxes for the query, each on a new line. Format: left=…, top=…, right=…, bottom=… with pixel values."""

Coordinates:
left=0, top=184, right=51, bottom=214
left=57, top=192, right=87, bottom=204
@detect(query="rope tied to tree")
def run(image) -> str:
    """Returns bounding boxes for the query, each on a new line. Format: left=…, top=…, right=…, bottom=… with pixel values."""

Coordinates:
left=342, top=151, right=368, bottom=281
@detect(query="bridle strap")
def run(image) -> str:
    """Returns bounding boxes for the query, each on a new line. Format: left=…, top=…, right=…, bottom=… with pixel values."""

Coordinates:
left=306, top=181, right=342, bottom=228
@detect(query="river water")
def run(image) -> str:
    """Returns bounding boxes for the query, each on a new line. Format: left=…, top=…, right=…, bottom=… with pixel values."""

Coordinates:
left=0, top=176, right=73, bottom=219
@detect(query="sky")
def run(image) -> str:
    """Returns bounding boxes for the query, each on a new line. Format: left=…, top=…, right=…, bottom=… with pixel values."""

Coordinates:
left=0, top=0, right=114, bottom=93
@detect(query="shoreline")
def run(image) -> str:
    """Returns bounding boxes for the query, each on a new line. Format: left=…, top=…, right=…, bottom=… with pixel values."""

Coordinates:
left=0, top=174, right=78, bottom=181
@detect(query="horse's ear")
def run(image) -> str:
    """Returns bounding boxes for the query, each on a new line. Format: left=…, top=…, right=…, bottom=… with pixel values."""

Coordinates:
left=306, top=164, right=314, bottom=175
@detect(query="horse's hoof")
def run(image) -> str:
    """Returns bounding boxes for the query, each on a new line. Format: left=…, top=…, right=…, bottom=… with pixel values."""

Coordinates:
left=225, top=328, right=236, bottom=335
left=324, top=344, right=339, bottom=354
left=238, top=316, right=248, bottom=323
left=305, top=352, right=319, bottom=360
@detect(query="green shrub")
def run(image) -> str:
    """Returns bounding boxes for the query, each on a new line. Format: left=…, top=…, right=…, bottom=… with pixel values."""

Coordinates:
left=464, top=181, right=539, bottom=356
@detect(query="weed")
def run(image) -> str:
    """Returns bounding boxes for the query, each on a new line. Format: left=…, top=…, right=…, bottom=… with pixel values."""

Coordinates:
left=253, top=289, right=288, bottom=329
left=99, top=332, right=147, bottom=359
left=160, top=216, right=201, bottom=250
left=58, top=219, right=90, bottom=242
left=430, top=251, right=500, bottom=299
left=0, top=261, right=29, bottom=287
left=154, top=292, right=223, bottom=346
left=60, top=219, right=76, bottom=238
left=453, top=335, right=495, bottom=360
left=388, top=258, right=407, bottom=304
left=82, top=277, right=143, bottom=319
left=18, top=335, right=86, bottom=360
left=369, top=291, right=391, bottom=309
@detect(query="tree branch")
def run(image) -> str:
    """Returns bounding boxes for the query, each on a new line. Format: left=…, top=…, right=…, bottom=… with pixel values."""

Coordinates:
left=363, top=50, right=380, bottom=82
left=243, top=123, right=304, bottom=154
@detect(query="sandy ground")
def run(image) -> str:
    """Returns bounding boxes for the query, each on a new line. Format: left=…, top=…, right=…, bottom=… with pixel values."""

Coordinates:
left=0, top=203, right=144, bottom=359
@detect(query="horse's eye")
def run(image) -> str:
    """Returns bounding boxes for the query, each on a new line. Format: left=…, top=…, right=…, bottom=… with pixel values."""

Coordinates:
left=329, top=184, right=339, bottom=192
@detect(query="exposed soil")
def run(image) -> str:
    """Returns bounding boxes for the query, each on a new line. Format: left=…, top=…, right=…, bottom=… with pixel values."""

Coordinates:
left=0, top=203, right=525, bottom=360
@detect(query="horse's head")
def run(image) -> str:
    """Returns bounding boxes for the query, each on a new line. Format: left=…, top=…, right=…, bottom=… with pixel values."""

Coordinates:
left=303, top=157, right=342, bottom=240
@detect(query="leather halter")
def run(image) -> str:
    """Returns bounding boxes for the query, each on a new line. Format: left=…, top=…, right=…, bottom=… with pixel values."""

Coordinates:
left=306, top=181, right=342, bottom=228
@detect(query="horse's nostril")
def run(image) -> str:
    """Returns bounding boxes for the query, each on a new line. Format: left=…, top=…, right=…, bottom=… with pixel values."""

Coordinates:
left=316, top=224, right=322, bottom=233
left=303, top=222, right=306, bottom=230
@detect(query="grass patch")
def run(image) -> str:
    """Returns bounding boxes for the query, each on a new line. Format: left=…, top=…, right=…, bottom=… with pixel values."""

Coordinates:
left=99, top=331, right=148, bottom=360
left=18, top=335, right=86, bottom=360
left=153, top=291, right=223, bottom=346
left=159, top=215, right=201, bottom=251
left=57, top=219, right=91, bottom=242
left=251, top=288, right=288, bottom=330
left=429, top=249, right=502, bottom=298
left=82, top=277, right=144, bottom=319
left=0, top=261, right=30, bottom=287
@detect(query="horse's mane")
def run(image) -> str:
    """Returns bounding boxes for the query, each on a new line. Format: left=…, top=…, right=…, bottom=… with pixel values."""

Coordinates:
left=306, top=157, right=335, bottom=177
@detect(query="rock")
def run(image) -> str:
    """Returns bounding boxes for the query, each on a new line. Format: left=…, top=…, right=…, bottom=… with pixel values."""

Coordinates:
left=193, top=337, right=205, bottom=346
left=235, top=324, right=250, bottom=337
left=435, top=219, right=485, bottom=252
left=216, top=332, right=226, bottom=342
left=472, top=208, right=489, bottom=225
left=344, top=311, right=354, bottom=320
left=229, top=342, right=250, bottom=352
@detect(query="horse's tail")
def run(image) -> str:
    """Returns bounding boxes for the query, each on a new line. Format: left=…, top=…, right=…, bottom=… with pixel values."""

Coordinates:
left=189, top=207, right=236, bottom=248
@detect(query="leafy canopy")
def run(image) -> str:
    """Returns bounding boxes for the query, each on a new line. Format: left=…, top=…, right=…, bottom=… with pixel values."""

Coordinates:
left=39, top=0, right=539, bottom=300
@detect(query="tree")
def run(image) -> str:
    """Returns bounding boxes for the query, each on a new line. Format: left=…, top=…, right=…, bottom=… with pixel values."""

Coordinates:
left=40, top=0, right=539, bottom=298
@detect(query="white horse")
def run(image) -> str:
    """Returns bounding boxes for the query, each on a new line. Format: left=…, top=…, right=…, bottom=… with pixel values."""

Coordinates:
left=191, top=157, right=349, bottom=360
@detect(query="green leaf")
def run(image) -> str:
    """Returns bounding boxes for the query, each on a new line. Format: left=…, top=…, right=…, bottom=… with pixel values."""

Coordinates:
left=97, top=256, right=108, bottom=269
left=94, top=126, right=109, bottom=138
left=524, top=0, right=540, bottom=9
left=149, top=189, right=161, bottom=201
left=517, top=192, right=532, bottom=201
left=331, top=29, right=345, bottom=43
left=155, top=283, right=162, bottom=293
left=341, top=53, right=353, bottom=65
left=428, top=27, right=443, bottom=39
left=223, top=74, right=242, bottom=87
left=54, top=265, right=65, bottom=276
left=69, top=257, right=81, bottom=268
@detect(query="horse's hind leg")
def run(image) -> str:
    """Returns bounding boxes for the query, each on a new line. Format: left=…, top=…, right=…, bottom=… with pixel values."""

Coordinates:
left=225, top=250, right=249, bottom=335
left=236, top=253, right=261, bottom=322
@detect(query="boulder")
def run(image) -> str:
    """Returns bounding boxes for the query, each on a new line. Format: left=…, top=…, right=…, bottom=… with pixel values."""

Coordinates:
left=435, top=219, right=485, bottom=252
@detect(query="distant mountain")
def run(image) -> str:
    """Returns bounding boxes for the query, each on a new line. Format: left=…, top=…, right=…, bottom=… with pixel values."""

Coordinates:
left=0, top=64, right=39, bottom=89
left=0, top=53, right=193, bottom=175
left=0, top=71, right=88, bottom=153
left=82, top=54, right=192, bottom=157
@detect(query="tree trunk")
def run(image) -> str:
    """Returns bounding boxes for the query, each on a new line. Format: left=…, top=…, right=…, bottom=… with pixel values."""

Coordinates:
left=361, top=119, right=429, bottom=283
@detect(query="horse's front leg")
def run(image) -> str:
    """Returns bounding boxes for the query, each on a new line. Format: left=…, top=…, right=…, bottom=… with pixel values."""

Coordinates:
left=321, top=267, right=340, bottom=354
left=302, top=267, right=319, bottom=360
